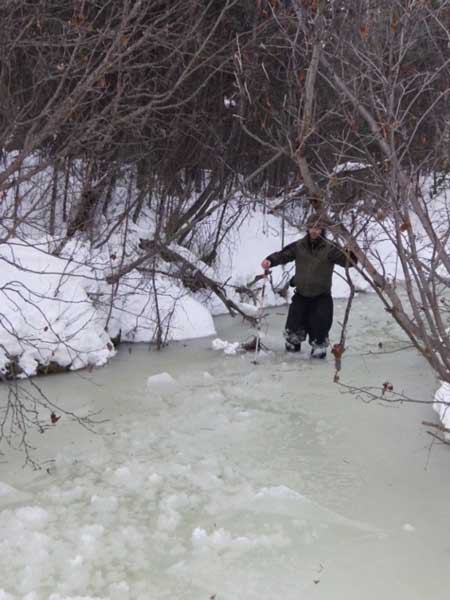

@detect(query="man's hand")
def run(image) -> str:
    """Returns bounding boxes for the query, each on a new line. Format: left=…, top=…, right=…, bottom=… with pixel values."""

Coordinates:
left=261, top=259, right=271, bottom=270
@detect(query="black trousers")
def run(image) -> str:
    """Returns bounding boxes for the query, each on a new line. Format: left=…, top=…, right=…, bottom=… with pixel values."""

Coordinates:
left=285, top=292, right=333, bottom=345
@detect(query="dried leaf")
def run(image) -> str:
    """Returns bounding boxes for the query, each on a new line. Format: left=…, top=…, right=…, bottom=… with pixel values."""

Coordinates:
left=69, top=16, right=85, bottom=27
left=360, top=25, right=369, bottom=40
left=51, top=412, right=61, bottom=424
left=400, top=220, right=411, bottom=232
left=331, top=343, right=345, bottom=359
left=382, top=381, right=393, bottom=395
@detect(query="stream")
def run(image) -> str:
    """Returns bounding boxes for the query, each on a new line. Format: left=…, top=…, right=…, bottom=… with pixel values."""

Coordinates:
left=1, top=291, right=449, bottom=600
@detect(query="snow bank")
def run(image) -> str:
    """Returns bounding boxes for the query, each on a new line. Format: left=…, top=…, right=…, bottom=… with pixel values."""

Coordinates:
left=433, top=382, right=450, bottom=438
left=0, top=240, right=114, bottom=377
left=0, top=235, right=215, bottom=376
left=105, top=270, right=215, bottom=343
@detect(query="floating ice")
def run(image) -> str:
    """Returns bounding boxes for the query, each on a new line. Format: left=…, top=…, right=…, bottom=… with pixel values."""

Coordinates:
left=146, top=371, right=177, bottom=387
left=48, top=595, right=107, bottom=600
left=255, top=485, right=305, bottom=500
left=211, top=338, right=241, bottom=355
left=90, top=495, right=118, bottom=513
left=15, top=506, right=49, bottom=529
left=0, top=482, right=19, bottom=497
left=191, top=526, right=289, bottom=553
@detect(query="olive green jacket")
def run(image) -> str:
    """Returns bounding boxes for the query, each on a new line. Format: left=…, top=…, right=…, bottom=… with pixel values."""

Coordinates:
left=266, top=235, right=357, bottom=298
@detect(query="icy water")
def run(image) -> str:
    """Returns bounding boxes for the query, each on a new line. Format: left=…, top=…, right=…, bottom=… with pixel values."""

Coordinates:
left=1, top=292, right=450, bottom=600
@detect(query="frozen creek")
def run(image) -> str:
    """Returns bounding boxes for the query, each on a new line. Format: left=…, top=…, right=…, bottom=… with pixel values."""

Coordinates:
left=1, top=291, right=450, bottom=600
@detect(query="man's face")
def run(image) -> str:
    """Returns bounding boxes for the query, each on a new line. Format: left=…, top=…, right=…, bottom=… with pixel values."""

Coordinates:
left=308, top=226, right=323, bottom=240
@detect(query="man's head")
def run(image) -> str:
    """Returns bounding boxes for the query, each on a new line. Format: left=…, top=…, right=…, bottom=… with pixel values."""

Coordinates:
left=305, top=214, right=327, bottom=240
left=308, top=225, right=323, bottom=240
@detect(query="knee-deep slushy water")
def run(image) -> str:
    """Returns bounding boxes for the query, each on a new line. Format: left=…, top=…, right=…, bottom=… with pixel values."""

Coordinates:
left=1, top=292, right=449, bottom=600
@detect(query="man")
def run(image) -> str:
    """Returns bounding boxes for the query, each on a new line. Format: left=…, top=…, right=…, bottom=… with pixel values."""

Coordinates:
left=261, top=214, right=357, bottom=358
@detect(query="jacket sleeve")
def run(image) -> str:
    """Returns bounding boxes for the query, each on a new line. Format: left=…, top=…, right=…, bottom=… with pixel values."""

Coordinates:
left=266, top=241, right=297, bottom=267
left=328, top=244, right=358, bottom=268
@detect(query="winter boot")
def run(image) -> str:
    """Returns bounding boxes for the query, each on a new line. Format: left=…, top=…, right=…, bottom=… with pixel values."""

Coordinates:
left=283, top=329, right=303, bottom=353
left=310, top=339, right=328, bottom=359
left=285, top=340, right=301, bottom=352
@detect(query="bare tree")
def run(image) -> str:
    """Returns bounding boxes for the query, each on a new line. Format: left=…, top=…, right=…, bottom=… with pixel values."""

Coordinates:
left=234, top=0, right=450, bottom=386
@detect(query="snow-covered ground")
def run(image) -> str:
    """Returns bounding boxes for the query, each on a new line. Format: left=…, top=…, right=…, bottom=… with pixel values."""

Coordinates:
left=0, top=292, right=449, bottom=599
left=0, top=240, right=115, bottom=376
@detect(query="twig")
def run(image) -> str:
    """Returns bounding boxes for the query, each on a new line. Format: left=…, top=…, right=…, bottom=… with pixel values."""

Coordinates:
left=333, top=263, right=355, bottom=382
left=426, top=431, right=450, bottom=445
left=422, top=420, right=450, bottom=434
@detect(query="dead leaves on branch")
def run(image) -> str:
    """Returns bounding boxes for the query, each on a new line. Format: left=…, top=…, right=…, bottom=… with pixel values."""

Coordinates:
left=359, top=25, right=369, bottom=41
left=382, top=381, right=394, bottom=395
left=360, top=14, right=400, bottom=41
left=332, top=343, right=345, bottom=382
left=391, top=16, right=399, bottom=33
left=373, top=209, right=412, bottom=234
left=50, top=411, right=61, bottom=424
left=399, top=220, right=412, bottom=232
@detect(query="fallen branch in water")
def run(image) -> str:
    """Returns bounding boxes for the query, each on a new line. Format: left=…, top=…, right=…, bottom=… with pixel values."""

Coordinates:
left=337, top=381, right=450, bottom=407
left=422, top=420, right=450, bottom=434
left=422, top=420, right=450, bottom=444
left=425, top=431, right=450, bottom=445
